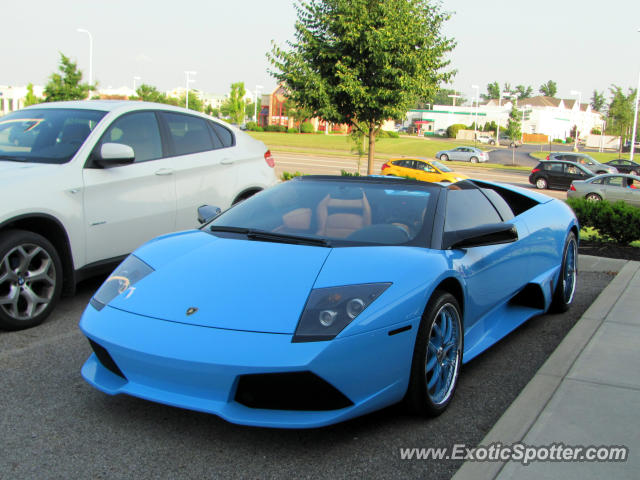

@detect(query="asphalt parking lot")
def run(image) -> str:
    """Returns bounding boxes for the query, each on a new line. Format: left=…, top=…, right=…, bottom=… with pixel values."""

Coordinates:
left=0, top=267, right=614, bottom=480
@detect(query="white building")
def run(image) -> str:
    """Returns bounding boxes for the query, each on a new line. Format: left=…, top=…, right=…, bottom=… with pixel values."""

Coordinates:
left=0, top=85, right=45, bottom=114
left=407, top=96, right=604, bottom=140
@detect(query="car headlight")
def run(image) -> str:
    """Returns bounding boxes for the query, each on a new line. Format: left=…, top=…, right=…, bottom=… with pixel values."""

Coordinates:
left=90, top=255, right=154, bottom=311
left=292, top=283, right=391, bottom=342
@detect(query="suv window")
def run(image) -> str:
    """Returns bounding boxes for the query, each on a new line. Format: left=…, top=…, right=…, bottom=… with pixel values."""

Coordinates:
left=544, top=162, right=563, bottom=172
left=445, top=188, right=502, bottom=232
left=210, top=122, right=234, bottom=148
left=163, top=113, right=214, bottom=156
left=100, top=111, right=163, bottom=163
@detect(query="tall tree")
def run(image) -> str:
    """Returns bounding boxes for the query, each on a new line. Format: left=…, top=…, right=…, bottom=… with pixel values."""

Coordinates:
left=43, top=53, right=92, bottom=102
left=179, top=90, right=204, bottom=112
left=481, top=81, right=501, bottom=100
left=539, top=80, right=557, bottom=97
left=130, top=84, right=178, bottom=105
left=221, top=82, right=247, bottom=125
left=24, top=83, right=42, bottom=106
left=427, top=88, right=466, bottom=106
left=505, top=104, right=522, bottom=141
left=268, top=0, right=455, bottom=174
left=590, top=90, right=606, bottom=112
left=514, top=85, right=533, bottom=99
left=608, top=85, right=636, bottom=151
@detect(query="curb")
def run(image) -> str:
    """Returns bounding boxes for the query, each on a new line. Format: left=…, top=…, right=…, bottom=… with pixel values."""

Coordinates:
left=452, top=257, right=640, bottom=480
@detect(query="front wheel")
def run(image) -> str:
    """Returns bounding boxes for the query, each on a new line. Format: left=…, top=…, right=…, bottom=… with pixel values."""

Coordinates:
left=535, top=177, right=548, bottom=189
left=440, top=154, right=449, bottom=162
left=405, top=291, right=463, bottom=416
left=550, top=232, right=578, bottom=312
left=0, top=230, right=63, bottom=330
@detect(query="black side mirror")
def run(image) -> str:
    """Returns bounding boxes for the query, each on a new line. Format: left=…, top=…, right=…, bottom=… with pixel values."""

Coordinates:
left=443, top=223, right=518, bottom=250
left=197, top=205, right=222, bottom=224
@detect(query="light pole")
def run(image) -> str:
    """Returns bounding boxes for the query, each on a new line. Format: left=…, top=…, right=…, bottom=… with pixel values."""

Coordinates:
left=496, top=90, right=510, bottom=146
left=447, top=93, right=462, bottom=106
left=133, top=76, right=141, bottom=95
left=570, top=90, right=582, bottom=151
left=631, top=70, right=640, bottom=162
left=185, top=71, right=197, bottom=110
left=76, top=28, right=93, bottom=96
left=253, top=85, right=263, bottom=122
left=472, top=85, right=479, bottom=145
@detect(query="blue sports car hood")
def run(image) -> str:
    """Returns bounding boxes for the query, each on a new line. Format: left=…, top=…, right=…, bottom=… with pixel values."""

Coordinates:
left=107, top=231, right=331, bottom=333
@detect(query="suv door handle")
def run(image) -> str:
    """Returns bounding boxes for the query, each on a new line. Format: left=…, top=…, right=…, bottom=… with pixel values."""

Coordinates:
left=155, top=168, right=174, bottom=176
left=220, top=158, right=234, bottom=165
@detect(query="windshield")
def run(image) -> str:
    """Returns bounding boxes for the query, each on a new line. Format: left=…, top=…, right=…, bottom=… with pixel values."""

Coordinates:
left=0, top=108, right=107, bottom=164
left=207, top=178, right=436, bottom=246
left=431, top=160, right=451, bottom=172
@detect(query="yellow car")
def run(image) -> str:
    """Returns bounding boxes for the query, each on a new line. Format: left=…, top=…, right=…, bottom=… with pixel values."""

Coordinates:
left=381, top=157, right=468, bottom=183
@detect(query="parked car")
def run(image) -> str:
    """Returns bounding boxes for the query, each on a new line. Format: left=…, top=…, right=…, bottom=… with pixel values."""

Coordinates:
left=435, top=128, right=447, bottom=136
left=0, top=100, right=278, bottom=330
left=604, top=159, right=640, bottom=176
left=489, top=135, right=521, bottom=148
left=621, top=140, right=640, bottom=153
left=546, top=152, right=617, bottom=174
left=529, top=160, right=594, bottom=190
left=436, top=146, right=489, bottom=163
left=381, top=157, right=468, bottom=183
left=80, top=175, right=578, bottom=428
left=568, top=174, right=640, bottom=206
left=476, top=134, right=493, bottom=144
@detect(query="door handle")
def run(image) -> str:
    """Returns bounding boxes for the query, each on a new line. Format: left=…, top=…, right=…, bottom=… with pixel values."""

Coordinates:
left=220, top=158, right=234, bottom=165
left=155, top=168, right=174, bottom=176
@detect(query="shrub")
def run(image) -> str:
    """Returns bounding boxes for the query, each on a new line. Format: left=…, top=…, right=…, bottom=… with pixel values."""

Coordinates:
left=300, top=122, right=315, bottom=133
left=264, top=124, right=287, bottom=132
left=447, top=123, right=467, bottom=138
left=340, top=169, right=361, bottom=176
left=567, top=197, right=640, bottom=245
left=552, top=138, right=565, bottom=143
left=378, top=130, right=399, bottom=138
left=245, top=121, right=259, bottom=131
left=281, top=171, right=304, bottom=181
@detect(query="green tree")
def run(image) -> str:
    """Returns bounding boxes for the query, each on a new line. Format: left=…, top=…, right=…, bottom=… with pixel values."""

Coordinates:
left=539, top=80, right=557, bottom=97
left=505, top=104, right=522, bottom=141
left=426, top=88, right=466, bottom=106
left=514, top=85, right=533, bottom=99
left=590, top=90, right=606, bottom=112
left=481, top=81, right=501, bottom=100
left=245, top=97, right=262, bottom=121
left=221, top=82, right=247, bottom=124
left=268, top=0, right=455, bottom=174
left=43, top=53, right=92, bottom=102
left=283, top=98, right=314, bottom=132
left=130, top=84, right=178, bottom=105
left=607, top=85, right=636, bottom=152
left=179, top=90, right=204, bottom=112
left=24, top=83, right=42, bottom=106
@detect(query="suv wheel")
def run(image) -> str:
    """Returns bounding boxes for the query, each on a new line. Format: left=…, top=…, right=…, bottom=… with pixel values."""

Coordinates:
left=0, top=230, right=63, bottom=330
left=535, top=177, right=548, bottom=189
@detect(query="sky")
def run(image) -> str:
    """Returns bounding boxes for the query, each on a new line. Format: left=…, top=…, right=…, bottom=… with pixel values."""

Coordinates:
left=1, top=0, right=639, bottom=104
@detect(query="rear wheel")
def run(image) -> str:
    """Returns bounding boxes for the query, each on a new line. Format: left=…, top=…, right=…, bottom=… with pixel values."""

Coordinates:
left=440, top=154, right=449, bottom=162
left=551, top=232, right=578, bottom=312
left=586, top=193, right=601, bottom=202
left=0, top=230, right=62, bottom=330
left=405, top=291, right=463, bottom=416
left=535, top=177, right=548, bottom=189
left=470, top=156, right=478, bottom=164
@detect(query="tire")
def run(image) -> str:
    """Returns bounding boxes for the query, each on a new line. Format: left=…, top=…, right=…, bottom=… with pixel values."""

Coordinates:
left=489, top=140, right=495, bottom=145
left=535, top=177, right=548, bottom=189
left=440, top=154, right=449, bottom=162
left=0, top=230, right=63, bottom=330
left=405, top=290, right=463, bottom=416
left=550, top=232, right=578, bottom=313
left=470, top=156, right=478, bottom=164
left=586, top=193, right=602, bottom=202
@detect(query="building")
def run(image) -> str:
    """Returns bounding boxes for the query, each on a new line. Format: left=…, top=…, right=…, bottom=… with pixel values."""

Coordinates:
left=0, top=85, right=45, bottom=114
left=406, top=96, right=604, bottom=140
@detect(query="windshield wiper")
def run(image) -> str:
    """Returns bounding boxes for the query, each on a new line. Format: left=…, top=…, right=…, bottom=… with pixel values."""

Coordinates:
left=208, top=225, right=330, bottom=247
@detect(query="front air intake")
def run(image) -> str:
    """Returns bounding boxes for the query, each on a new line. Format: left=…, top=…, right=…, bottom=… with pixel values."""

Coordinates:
left=87, top=338, right=126, bottom=380
left=235, top=371, right=353, bottom=411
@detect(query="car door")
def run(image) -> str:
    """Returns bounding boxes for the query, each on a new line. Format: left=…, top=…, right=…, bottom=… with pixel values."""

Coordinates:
left=414, top=160, right=438, bottom=182
left=562, top=164, right=590, bottom=189
left=160, top=112, right=238, bottom=230
left=603, top=176, right=633, bottom=203
left=82, top=110, right=177, bottom=265
left=450, top=148, right=465, bottom=161
left=545, top=162, right=565, bottom=188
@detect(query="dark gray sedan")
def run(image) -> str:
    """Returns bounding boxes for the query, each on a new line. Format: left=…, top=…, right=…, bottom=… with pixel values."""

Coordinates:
left=567, top=174, right=640, bottom=206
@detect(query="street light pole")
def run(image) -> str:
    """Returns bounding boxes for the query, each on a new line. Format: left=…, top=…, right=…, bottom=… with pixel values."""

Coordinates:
left=631, top=70, right=640, bottom=162
left=185, top=71, right=197, bottom=110
left=472, top=85, right=479, bottom=145
left=254, top=85, right=263, bottom=122
left=447, top=94, right=462, bottom=106
left=76, top=28, right=93, bottom=96
left=133, top=76, right=141, bottom=95
left=570, top=90, right=582, bottom=151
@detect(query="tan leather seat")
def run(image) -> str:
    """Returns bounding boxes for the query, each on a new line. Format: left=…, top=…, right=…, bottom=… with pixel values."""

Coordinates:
left=316, top=192, right=372, bottom=238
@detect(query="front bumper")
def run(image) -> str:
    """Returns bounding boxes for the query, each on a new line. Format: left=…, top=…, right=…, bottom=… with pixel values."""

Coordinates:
left=79, top=305, right=417, bottom=428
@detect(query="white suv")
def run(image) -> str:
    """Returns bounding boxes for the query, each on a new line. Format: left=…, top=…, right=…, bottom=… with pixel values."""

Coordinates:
left=0, top=100, right=278, bottom=329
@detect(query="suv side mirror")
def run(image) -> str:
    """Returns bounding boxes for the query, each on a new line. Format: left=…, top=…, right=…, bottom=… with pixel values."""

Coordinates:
left=197, top=205, right=222, bottom=224
left=95, top=143, right=135, bottom=167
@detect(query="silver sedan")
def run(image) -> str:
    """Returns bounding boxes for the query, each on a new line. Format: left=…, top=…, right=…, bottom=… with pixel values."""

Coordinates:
left=567, top=174, right=640, bottom=206
left=435, top=146, right=489, bottom=163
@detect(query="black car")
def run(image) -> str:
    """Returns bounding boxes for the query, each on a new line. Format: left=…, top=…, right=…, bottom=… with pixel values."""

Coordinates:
left=546, top=152, right=616, bottom=174
left=605, top=158, right=640, bottom=176
left=529, top=160, right=594, bottom=190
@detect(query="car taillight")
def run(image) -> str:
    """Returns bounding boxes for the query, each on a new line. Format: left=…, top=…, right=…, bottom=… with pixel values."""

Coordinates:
left=381, top=163, right=390, bottom=170
left=570, top=184, right=576, bottom=191
left=264, top=150, right=275, bottom=168
left=531, top=168, right=540, bottom=173
left=546, top=155, right=550, bottom=160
